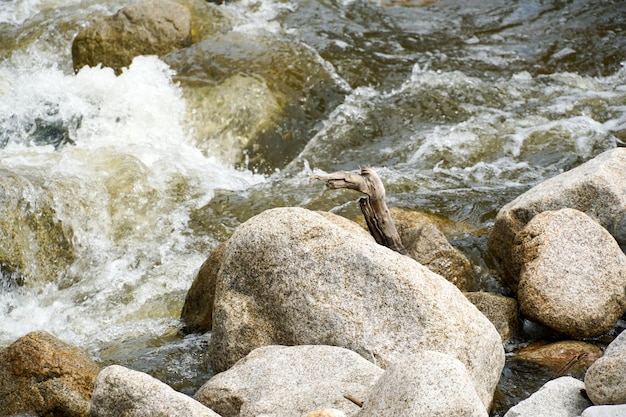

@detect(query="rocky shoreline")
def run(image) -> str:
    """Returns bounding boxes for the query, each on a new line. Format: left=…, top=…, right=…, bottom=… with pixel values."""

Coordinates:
left=2, top=147, right=626, bottom=416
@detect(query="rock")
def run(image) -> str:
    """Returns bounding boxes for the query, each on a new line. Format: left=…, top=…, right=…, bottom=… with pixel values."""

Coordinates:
left=208, top=207, right=505, bottom=409
left=514, top=208, right=626, bottom=338
left=517, top=341, right=603, bottom=376
left=503, top=376, right=592, bottom=417
left=464, top=292, right=520, bottom=341
left=304, top=409, right=347, bottom=417
left=581, top=404, right=626, bottom=417
left=390, top=207, right=474, bottom=290
left=90, top=365, right=219, bottom=417
left=488, top=147, right=626, bottom=290
left=194, top=345, right=383, bottom=417
left=0, top=170, right=75, bottom=286
left=584, top=330, right=626, bottom=405
left=357, top=351, right=488, bottom=417
left=0, top=330, right=100, bottom=417
left=72, top=0, right=192, bottom=74
left=180, top=242, right=225, bottom=333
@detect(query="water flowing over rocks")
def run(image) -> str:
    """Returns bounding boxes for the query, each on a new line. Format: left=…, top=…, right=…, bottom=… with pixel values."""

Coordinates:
left=503, top=376, right=592, bottom=417
left=356, top=350, right=488, bottom=417
left=71, top=0, right=193, bottom=74
left=488, top=147, right=626, bottom=291
left=0, top=330, right=100, bottom=417
left=194, top=345, right=383, bottom=417
left=584, top=330, right=626, bottom=405
left=207, top=207, right=505, bottom=409
left=514, top=208, right=626, bottom=338
left=90, top=365, right=220, bottom=417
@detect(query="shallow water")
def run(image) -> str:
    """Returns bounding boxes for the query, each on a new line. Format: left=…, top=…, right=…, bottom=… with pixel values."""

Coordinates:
left=0, top=0, right=625, bottom=414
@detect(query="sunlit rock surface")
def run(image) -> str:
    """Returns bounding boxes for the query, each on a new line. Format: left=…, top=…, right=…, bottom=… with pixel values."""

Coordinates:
left=208, top=207, right=504, bottom=408
left=585, top=330, right=626, bottom=405
left=195, top=345, right=383, bottom=417
left=0, top=331, right=100, bottom=417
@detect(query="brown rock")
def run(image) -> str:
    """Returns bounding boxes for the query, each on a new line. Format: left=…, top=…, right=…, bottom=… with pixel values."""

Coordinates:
left=390, top=207, right=474, bottom=290
left=0, top=330, right=100, bottom=417
left=72, top=0, right=192, bottom=74
left=515, top=208, right=626, bottom=338
left=464, top=292, right=520, bottom=341
left=180, top=242, right=225, bottom=333
left=518, top=341, right=602, bottom=374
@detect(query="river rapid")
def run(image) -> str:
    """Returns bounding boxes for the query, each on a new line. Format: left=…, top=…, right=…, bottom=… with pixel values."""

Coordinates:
left=0, top=0, right=625, bottom=414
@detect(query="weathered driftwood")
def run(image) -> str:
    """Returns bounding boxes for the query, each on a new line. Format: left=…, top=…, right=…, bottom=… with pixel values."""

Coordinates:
left=310, top=167, right=408, bottom=255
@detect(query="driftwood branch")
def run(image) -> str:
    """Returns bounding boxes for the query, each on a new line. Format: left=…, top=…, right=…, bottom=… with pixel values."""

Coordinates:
left=310, top=167, right=408, bottom=255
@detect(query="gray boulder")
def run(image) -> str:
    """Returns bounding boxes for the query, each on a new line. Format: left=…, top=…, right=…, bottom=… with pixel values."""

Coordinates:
left=581, top=404, right=626, bottom=417
left=356, top=351, right=488, bottom=417
left=488, top=147, right=626, bottom=290
left=72, top=0, right=192, bottom=74
left=90, top=365, right=219, bottom=417
left=194, top=345, right=383, bottom=417
left=503, top=377, right=591, bottom=417
left=208, top=207, right=505, bottom=409
left=514, top=208, right=626, bottom=338
left=585, top=330, right=626, bottom=405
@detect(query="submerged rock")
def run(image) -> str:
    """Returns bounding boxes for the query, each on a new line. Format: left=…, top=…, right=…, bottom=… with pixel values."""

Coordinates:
left=208, top=207, right=504, bottom=409
left=356, top=351, right=488, bottom=417
left=91, top=365, right=219, bottom=417
left=514, top=209, right=626, bottom=338
left=0, top=330, right=100, bottom=417
left=194, top=345, right=383, bottom=417
left=72, top=0, right=193, bottom=74
left=585, top=330, right=626, bottom=405
left=390, top=207, right=474, bottom=291
left=517, top=340, right=603, bottom=374
left=488, top=147, right=626, bottom=291
left=503, top=376, right=592, bottom=417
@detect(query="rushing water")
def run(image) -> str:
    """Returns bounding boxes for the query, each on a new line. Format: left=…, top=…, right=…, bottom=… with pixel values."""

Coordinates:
left=0, top=0, right=625, bottom=413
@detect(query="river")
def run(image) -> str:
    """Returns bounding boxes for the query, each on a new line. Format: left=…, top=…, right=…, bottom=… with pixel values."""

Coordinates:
left=0, top=0, right=625, bottom=415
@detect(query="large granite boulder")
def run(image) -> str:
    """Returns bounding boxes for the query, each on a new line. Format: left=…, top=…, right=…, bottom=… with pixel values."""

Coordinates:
left=488, top=147, right=626, bottom=290
left=90, top=365, right=219, bottom=417
left=585, top=330, right=626, bottom=405
left=194, top=345, right=383, bottom=417
left=0, top=330, right=100, bottom=417
left=72, top=0, right=192, bottom=74
left=503, top=377, right=592, bottom=417
left=207, top=207, right=505, bottom=409
left=356, top=351, right=488, bottom=417
left=514, top=208, right=626, bottom=338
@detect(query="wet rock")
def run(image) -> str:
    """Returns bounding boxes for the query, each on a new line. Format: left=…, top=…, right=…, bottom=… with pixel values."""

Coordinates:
left=517, top=341, right=603, bottom=375
left=72, top=0, right=192, bottom=74
left=464, top=292, right=520, bottom=341
left=0, top=170, right=75, bottom=285
left=585, top=330, right=626, bottom=405
left=581, top=404, right=626, bottom=417
left=488, top=147, right=626, bottom=291
left=180, top=242, right=225, bottom=333
left=208, top=207, right=505, bottom=409
left=503, top=376, right=592, bottom=417
left=0, top=330, right=100, bottom=417
left=390, top=207, right=474, bottom=290
left=514, top=208, right=626, bottom=338
left=91, top=365, right=219, bottom=417
left=356, top=351, right=488, bottom=417
left=194, top=345, right=383, bottom=417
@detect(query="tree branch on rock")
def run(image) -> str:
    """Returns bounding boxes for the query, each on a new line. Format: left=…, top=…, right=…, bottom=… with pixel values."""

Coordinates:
left=310, top=167, right=408, bottom=256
